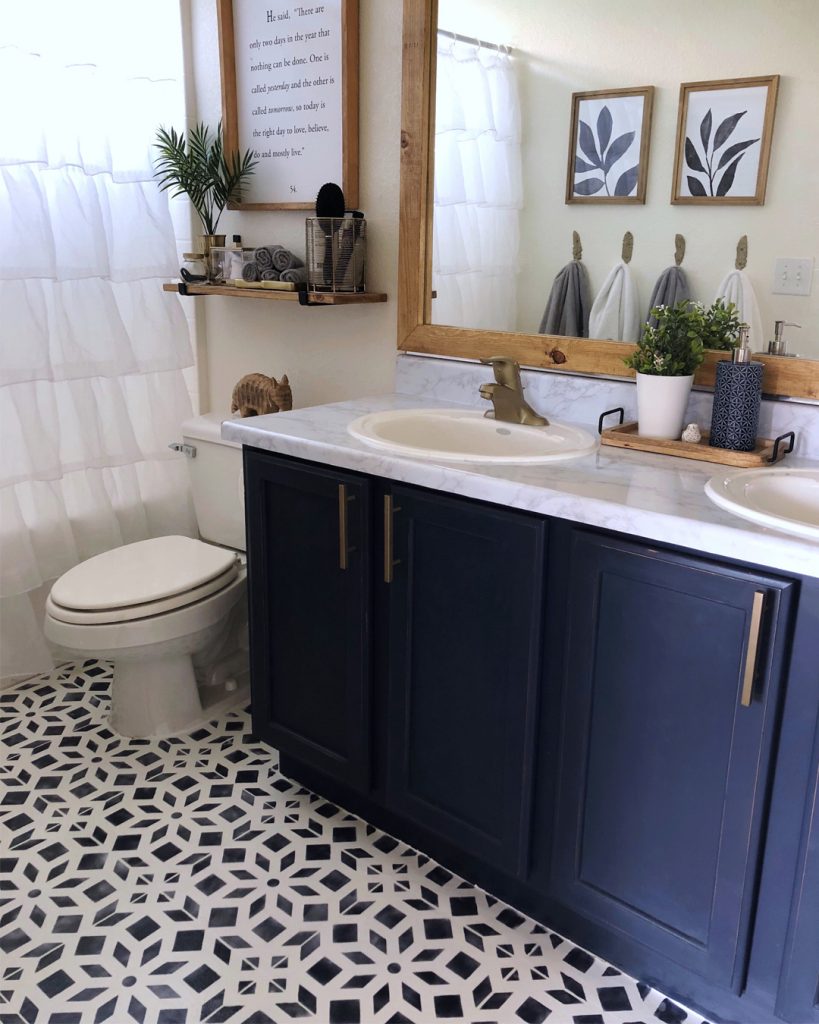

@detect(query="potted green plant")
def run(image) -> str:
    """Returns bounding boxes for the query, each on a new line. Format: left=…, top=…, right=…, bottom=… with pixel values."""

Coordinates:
left=624, top=301, right=704, bottom=439
left=691, top=298, right=743, bottom=352
left=153, top=122, right=257, bottom=258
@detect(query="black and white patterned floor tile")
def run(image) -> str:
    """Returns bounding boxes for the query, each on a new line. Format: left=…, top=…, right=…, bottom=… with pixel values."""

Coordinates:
left=1, top=662, right=711, bottom=1024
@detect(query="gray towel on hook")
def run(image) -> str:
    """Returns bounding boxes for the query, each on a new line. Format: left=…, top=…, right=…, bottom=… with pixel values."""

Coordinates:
left=645, top=266, right=690, bottom=327
left=538, top=260, right=591, bottom=337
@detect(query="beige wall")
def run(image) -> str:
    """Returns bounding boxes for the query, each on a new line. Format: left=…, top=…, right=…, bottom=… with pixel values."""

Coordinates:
left=439, top=0, right=819, bottom=355
left=189, top=0, right=402, bottom=414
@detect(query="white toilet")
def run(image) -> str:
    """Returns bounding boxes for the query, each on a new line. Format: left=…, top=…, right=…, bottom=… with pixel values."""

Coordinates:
left=44, top=414, right=249, bottom=738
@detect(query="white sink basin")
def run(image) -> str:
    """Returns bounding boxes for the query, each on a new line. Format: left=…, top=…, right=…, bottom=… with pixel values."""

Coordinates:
left=705, top=467, right=819, bottom=542
left=348, top=408, right=597, bottom=464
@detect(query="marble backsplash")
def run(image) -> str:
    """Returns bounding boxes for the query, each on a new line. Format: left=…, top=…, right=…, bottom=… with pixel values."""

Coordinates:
left=395, top=354, right=819, bottom=461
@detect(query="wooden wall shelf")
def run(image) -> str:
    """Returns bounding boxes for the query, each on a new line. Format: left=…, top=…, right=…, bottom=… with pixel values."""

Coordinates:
left=163, top=282, right=387, bottom=305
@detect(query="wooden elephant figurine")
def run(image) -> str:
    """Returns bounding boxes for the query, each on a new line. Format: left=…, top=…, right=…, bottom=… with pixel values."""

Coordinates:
left=230, top=373, right=292, bottom=417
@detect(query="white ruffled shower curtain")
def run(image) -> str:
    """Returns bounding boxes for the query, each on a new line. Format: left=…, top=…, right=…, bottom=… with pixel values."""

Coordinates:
left=432, top=34, right=522, bottom=332
left=0, top=4, right=196, bottom=682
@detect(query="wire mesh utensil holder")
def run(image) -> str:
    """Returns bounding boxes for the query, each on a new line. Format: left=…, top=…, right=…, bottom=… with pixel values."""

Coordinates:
left=306, top=217, right=367, bottom=292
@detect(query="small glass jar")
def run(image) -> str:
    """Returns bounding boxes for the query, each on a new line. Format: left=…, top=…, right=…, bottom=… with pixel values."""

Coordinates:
left=207, top=246, right=231, bottom=284
left=229, top=248, right=251, bottom=281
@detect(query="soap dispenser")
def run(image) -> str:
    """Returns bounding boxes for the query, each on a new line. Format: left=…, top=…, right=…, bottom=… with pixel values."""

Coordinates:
left=767, top=320, right=801, bottom=357
left=709, top=324, right=763, bottom=452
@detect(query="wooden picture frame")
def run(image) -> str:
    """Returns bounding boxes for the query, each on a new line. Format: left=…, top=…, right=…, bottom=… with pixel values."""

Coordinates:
left=216, top=0, right=359, bottom=210
left=566, top=86, right=654, bottom=204
left=671, top=75, right=779, bottom=205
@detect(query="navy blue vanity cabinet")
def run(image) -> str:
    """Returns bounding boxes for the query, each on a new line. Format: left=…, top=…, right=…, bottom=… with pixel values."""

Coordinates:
left=383, top=485, right=546, bottom=875
left=243, top=449, right=372, bottom=790
left=548, top=530, right=794, bottom=995
left=241, top=446, right=817, bottom=1023
left=776, top=722, right=819, bottom=1022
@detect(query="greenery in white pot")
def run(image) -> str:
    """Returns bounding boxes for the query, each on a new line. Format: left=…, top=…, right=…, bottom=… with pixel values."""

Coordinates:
left=625, top=301, right=705, bottom=440
left=625, top=301, right=705, bottom=377
left=153, top=122, right=257, bottom=240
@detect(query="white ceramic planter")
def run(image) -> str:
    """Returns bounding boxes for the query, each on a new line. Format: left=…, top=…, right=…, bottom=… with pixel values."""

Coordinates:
left=635, top=372, right=694, bottom=440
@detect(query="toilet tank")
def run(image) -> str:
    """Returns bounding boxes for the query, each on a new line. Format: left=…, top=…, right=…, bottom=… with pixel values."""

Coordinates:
left=180, top=414, right=246, bottom=552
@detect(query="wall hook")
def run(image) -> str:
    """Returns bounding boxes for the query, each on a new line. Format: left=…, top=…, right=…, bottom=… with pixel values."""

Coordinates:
left=572, top=230, right=582, bottom=261
left=621, top=231, right=634, bottom=264
left=674, top=234, right=686, bottom=267
left=735, top=234, right=748, bottom=270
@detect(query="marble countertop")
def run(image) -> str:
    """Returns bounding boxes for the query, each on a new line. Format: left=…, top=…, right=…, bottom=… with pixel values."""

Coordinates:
left=223, top=394, right=819, bottom=579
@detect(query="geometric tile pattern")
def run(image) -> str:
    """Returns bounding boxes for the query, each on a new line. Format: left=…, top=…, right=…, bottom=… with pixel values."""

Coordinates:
left=1, top=661, right=711, bottom=1024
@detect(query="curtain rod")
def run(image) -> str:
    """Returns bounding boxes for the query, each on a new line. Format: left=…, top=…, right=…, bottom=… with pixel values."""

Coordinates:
left=437, top=28, right=512, bottom=54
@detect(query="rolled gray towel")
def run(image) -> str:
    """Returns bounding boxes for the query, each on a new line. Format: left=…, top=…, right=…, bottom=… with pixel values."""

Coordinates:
left=254, top=245, right=282, bottom=271
left=260, top=268, right=280, bottom=281
left=242, top=261, right=260, bottom=282
left=280, top=266, right=308, bottom=284
left=271, top=248, right=305, bottom=273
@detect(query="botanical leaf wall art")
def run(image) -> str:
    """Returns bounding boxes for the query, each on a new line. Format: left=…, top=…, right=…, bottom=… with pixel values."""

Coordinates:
left=672, top=76, right=780, bottom=205
left=566, top=87, right=654, bottom=204
left=684, top=109, right=758, bottom=197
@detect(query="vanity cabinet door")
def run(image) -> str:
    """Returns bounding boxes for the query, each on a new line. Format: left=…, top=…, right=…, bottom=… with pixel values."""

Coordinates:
left=776, top=732, right=819, bottom=1023
left=244, top=450, right=372, bottom=790
left=384, top=485, right=546, bottom=876
left=550, top=530, right=793, bottom=993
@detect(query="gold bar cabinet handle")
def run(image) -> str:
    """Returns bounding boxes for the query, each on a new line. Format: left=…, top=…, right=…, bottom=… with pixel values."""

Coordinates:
left=740, top=591, right=765, bottom=707
left=338, top=483, right=349, bottom=570
left=384, top=494, right=401, bottom=583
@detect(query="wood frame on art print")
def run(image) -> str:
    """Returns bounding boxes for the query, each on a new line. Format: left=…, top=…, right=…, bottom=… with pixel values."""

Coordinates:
left=397, top=0, right=817, bottom=399
left=217, top=0, right=359, bottom=210
left=566, top=87, right=654, bottom=204
left=671, top=75, right=779, bottom=205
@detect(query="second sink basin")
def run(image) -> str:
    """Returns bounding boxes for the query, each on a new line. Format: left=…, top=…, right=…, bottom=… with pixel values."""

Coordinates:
left=705, top=467, right=819, bottom=542
left=348, top=408, right=597, bottom=464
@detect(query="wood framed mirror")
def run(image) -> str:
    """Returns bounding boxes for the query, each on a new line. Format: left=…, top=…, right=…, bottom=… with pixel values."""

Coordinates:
left=397, top=0, right=819, bottom=401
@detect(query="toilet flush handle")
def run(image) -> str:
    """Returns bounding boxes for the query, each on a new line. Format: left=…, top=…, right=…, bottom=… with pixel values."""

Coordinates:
left=168, top=442, right=197, bottom=457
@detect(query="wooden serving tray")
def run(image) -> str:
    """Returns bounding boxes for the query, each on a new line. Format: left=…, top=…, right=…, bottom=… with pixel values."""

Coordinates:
left=600, top=422, right=784, bottom=467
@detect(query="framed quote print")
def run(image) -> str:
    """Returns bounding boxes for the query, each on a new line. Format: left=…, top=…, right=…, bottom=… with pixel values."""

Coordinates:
left=671, top=75, right=779, bottom=205
left=566, top=86, right=654, bottom=204
left=216, top=0, right=359, bottom=210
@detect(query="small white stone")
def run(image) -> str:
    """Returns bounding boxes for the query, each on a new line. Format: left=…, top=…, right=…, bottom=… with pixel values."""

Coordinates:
left=681, top=422, right=702, bottom=444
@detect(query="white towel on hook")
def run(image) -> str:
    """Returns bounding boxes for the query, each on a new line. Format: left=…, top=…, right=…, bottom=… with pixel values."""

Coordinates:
left=589, top=260, right=641, bottom=343
left=714, top=270, right=763, bottom=353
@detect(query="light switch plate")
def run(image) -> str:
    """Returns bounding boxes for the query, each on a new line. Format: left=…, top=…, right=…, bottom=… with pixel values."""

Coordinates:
left=773, top=257, right=814, bottom=296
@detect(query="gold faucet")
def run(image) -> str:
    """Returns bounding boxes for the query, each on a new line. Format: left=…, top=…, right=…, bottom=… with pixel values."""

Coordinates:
left=479, top=357, right=549, bottom=426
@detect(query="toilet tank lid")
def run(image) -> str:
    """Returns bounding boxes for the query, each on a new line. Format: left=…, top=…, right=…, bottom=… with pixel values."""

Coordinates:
left=51, top=536, right=238, bottom=611
left=181, top=413, right=244, bottom=447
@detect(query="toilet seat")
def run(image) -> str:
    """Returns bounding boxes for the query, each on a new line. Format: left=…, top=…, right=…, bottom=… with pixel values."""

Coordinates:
left=45, top=567, right=246, bottom=654
left=48, top=536, right=239, bottom=625
left=47, top=563, right=239, bottom=624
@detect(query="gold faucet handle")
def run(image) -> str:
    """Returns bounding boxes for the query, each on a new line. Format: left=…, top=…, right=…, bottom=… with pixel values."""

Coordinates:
left=480, top=356, right=522, bottom=390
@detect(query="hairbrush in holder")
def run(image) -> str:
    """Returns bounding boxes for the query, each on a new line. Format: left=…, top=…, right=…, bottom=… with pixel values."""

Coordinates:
left=307, top=184, right=367, bottom=292
left=315, top=182, right=345, bottom=287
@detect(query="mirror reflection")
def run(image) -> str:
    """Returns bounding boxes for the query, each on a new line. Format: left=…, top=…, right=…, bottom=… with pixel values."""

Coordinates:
left=431, top=0, right=818, bottom=360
